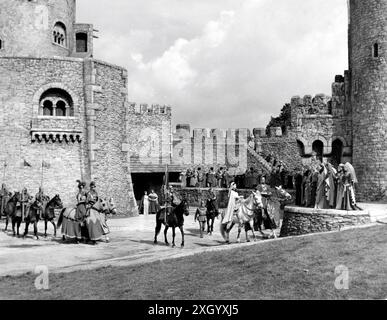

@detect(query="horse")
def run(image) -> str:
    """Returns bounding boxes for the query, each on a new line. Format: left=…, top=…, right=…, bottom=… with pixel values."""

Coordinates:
left=154, top=199, right=190, bottom=248
left=41, top=195, right=63, bottom=237
left=58, top=198, right=116, bottom=244
left=251, top=186, right=293, bottom=239
left=220, top=192, right=263, bottom=244
left=3, top=192, right=23, bottom=237
left=23, top=198, right=44, bottom=240
left=206, top=198, right=220, bottom=235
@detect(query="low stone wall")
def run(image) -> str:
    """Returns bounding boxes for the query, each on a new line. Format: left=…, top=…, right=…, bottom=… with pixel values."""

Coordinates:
left=280, top=206, right=371, bottom=237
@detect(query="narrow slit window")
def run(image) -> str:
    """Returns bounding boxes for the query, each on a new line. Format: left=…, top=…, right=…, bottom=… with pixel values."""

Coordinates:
left=373, top=43, right=379, bottom=58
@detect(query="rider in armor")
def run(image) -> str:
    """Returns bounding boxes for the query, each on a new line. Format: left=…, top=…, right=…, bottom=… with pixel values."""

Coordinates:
left=164, top=185, right=180, bottom=225
left=35, top=186, right=49, bottom=219
left=20, top=187, right=31, bottom=222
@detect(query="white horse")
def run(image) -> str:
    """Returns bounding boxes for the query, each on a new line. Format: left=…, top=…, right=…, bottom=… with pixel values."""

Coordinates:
left=220, top=192, right=263, bottom=244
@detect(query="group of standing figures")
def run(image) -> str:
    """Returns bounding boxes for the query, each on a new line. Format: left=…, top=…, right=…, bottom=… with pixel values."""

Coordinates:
left=294, top=161, right=362, bottom=211
left=0, top=181, right=117, bottom=245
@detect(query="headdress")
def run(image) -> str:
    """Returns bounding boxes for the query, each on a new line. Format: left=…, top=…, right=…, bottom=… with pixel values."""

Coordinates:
left=344, top=162, right=358, bottom=183
left=90, top=181, right=96, bottom=188
left=76, top=180, right=86, bottom=189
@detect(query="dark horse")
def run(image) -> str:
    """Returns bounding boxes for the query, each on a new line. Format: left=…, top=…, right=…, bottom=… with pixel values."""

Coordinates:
left=154, top=199, right=190, bottom=248
left=42, top=195, right=63, bottom=237
left=206, top=198, right=220, bottom=235
left=23, top=199, right=43, bottom=240
left=3, top=192, right=23, bottom=237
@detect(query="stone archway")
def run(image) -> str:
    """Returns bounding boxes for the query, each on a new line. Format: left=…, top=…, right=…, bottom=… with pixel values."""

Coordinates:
left=312, top=140, right=324, bottom=162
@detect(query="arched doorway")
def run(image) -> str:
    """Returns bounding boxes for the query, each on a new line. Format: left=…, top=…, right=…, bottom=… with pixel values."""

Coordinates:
left=297, top=140, right=305, bottom=157
left=331, top=139, right=344, bottom=166
left=312, top=140, right=324, bottom=162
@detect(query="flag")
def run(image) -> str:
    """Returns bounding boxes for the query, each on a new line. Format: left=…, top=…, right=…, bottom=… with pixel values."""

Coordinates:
left=42, top=161, right=50, bottom=169
left=23, top=160, right=32, bottom=168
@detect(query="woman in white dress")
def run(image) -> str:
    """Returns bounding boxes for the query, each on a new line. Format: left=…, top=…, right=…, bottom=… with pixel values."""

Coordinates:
left=141, top=191, right=150, bottom=216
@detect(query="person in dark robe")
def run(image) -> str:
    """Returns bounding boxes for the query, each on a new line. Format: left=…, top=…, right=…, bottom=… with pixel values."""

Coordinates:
left=294, top=168, right=304, bottom=206
left=148, top=190, right=160, bottom=215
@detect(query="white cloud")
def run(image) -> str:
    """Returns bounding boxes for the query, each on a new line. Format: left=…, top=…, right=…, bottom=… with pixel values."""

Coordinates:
left=78, top=0, right=348, bottom=129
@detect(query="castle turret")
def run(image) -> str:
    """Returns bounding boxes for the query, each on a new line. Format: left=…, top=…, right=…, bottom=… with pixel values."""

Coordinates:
left=0, top=0, right=93, bottom=58
left=349, top=0, right=387, bottom=200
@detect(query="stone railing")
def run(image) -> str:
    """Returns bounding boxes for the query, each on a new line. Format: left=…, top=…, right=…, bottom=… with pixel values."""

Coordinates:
left=247, top=146, right=272, bottom=174
left=280, top=206, right=371, bottom=237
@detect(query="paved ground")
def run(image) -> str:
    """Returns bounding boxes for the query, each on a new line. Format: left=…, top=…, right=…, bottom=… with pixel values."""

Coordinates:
left=1, top=203, right=385, bottom=278
left=0, top=209, right=278, bottom=277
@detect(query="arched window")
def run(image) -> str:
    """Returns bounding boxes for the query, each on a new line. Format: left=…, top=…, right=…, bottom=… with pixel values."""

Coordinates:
left=373, top=43, right=379, bottom=58
left=296, top=140, right=305, bottom=157
left=0, top=39, right=3, bottom=50
left=331, top=139, right=344, bottom=167
left=39, top=88, right=74, bottom=117
left=43, top=100, right=53, bottom=116
left=312, top=140, right=324, bottom=162
left=76, top=33, right=88, bottom=53
left=53, top=22, right=67, bottom=47
left=56, top=100, right=66, bottom=117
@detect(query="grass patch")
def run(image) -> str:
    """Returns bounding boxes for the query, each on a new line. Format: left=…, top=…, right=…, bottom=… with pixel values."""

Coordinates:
left=1, top=225, right=387, bottom=300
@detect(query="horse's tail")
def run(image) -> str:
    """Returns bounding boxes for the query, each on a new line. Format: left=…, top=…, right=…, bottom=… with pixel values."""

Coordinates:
left=57, top=208, right=65, bottom=228
left=220, top=223, right=228, bottom=240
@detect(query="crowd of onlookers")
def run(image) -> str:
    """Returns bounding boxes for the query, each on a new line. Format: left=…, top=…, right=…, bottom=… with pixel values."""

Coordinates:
left=293, top=156, right=361, bottom=211
left=179, top=160, right=295, bottom=190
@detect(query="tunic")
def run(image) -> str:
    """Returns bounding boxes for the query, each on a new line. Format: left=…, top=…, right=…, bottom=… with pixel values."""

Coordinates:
left=195, top=207, right=207, bottom=222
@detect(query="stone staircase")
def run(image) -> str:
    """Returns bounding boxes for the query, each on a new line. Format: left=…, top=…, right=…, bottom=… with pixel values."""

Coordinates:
left=247, top=146, right=272, bottom=174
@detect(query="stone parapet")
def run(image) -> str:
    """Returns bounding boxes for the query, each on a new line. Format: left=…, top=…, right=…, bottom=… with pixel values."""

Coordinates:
left=280, top=206, right=371, bottom=237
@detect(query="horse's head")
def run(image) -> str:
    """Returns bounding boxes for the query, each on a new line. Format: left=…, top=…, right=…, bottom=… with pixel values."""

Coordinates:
left=252, top=191, right=263, bottom=208
left=275, top=186, right=292, bottom=201
left=51, top=195, right=64, bottom=209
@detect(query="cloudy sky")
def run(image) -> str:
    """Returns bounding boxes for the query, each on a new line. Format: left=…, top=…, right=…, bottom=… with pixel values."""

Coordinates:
left=77, top=0, right=349, bottom=130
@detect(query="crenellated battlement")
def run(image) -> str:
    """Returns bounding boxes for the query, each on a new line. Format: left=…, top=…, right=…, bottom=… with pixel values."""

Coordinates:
left=128, top=102, right=172, bottom=116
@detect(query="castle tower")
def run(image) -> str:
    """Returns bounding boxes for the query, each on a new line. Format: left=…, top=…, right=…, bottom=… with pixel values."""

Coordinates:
left=0, top=0, right=93, bottom=58
left=348, top=0, right=387, bottom=200
left=0, top=0, right=138, bottom=215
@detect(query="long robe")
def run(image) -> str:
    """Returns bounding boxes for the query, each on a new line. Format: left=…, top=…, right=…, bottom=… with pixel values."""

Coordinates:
left=315, top=170, right=329, bottom=209
left=148, top=193, right=160, bottom=214
left=222, top=190, right=239, bottom=224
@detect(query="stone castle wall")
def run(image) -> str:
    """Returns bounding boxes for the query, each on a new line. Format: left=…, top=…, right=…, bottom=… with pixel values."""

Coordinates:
left=0, top=56, right=87, bottom=208
left=89, top=60, right=138, bottom=214
left=126, top=104, right=172, bottom=173
left=349, top=0, right=387, bottom=201
left=172, top=126, right=249, bottom=175
left=0, top=0, right=76, bottom=57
